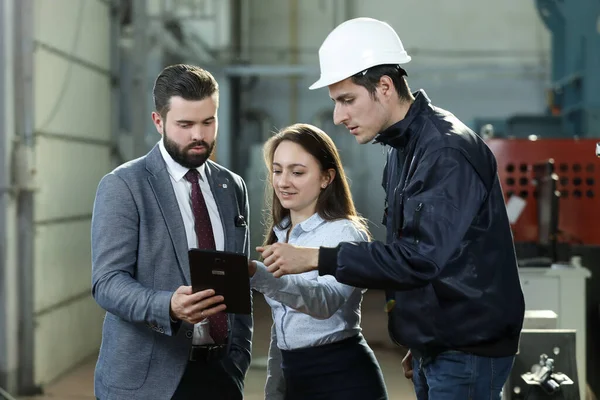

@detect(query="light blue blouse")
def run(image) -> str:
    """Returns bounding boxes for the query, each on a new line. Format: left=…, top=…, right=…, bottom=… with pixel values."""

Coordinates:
left=250, top=213, right=368, bottom=399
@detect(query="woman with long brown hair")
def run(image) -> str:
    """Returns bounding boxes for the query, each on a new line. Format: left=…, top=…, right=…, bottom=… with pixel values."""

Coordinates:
left=249, top=123, right=388, bottom=400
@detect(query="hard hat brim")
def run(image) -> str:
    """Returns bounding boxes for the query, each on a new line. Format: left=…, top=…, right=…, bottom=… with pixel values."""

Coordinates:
left=308, top=77, right=336, bottom=90
left=308, top=54, right=411, bottom=90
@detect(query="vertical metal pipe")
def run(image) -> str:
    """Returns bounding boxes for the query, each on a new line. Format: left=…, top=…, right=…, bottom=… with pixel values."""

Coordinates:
left=229, top=0, right=242, bottom=171
left=215, top=69, right=232, bottom=168
left=13, top=0, right=39, bottom=394
left=289, top=0, right=299, bottom=124
left=109, top=1, right=122, bottom=166
left=0, top=0, right=9, bottom=389
left=132, top=0, right=148, bottom=158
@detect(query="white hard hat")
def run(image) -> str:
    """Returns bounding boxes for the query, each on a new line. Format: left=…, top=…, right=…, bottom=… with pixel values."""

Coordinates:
left=309, top=17, right=411, bottom=90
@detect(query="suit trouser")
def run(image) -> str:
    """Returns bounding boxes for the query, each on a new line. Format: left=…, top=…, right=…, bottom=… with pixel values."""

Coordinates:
left=96, top=361, right=241, bottom=400
left=171, top=359, right=242, bottom=400
left=96, top=360, right=241, bottom=400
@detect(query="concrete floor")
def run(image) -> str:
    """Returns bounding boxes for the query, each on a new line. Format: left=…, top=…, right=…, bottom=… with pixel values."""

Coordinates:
left=20, top=291, right=417, bottom=400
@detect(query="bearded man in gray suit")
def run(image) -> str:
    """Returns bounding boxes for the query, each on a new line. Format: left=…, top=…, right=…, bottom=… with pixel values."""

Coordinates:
left=91, top=64, right=253, bottom=400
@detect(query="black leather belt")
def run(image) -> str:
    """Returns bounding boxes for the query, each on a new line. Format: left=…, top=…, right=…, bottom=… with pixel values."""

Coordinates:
left=189, top=344, right=227, bottom=362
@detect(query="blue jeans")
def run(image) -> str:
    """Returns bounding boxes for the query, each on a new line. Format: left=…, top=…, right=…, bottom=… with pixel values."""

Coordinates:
left=412, top=350, right=514, bottom=400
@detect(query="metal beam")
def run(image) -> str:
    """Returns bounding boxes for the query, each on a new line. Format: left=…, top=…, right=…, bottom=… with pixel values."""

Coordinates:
left=223, top=64, right=318, bottom=77
left=13, top=0, right=39, bottom=395
left=227, top=0, right=242, bottom=172
left=131, top=0, right=149, bottom=158
left=109, top=0, right=122, bottom=166
left=35, top=131, right=114, bottom=148
left=221, top=63, right=546, bottom=78
left=95, top=0, right=113, bottom=7
left=214, top=69, right=232, bottom=168
left=34, top=290, right=93, bottom=319
left=35, top=214, right=93, bottom=226
left=0, top=0, right=9, bottom=389
left=34, top=40, right=117, bottom=81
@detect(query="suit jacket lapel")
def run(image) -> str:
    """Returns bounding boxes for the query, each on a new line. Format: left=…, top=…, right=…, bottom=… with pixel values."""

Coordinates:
left=205, top=162, right=235, bottom=252
left=146, top=146, right=191, bottom=284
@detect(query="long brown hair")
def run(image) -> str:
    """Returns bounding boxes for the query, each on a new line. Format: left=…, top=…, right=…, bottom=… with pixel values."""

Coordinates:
left=262, top=123, right=370, bottom=246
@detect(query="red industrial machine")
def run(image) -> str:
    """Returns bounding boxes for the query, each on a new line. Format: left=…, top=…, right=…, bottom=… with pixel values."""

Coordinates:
left=476, top=0, right=600, bottom=394
left=487, top=137, right=600, bottom=398
left=487, top=138, right=600, bottom=247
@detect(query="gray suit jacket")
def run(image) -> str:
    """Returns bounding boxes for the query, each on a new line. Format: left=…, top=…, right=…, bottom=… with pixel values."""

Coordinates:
left=91, top=145, right=253, bottom=400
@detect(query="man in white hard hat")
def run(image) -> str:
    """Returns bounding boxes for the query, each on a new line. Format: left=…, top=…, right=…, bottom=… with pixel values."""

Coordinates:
left=258, top=17, right=525, bottom=398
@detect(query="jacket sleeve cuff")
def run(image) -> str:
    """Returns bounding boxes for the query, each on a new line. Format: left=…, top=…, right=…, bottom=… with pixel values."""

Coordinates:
left=318, top=245, right=341, bottom=276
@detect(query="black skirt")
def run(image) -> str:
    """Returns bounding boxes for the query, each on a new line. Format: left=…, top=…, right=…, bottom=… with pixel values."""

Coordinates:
left=280, top=334, right=388, bottom=400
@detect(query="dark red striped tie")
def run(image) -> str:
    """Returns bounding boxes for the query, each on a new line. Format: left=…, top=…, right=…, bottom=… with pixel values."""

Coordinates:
left=184, top=169, right=228, bottom=344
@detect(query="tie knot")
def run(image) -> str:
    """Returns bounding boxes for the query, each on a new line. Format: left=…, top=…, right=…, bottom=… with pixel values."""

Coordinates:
left=184, top=169, right=200, bottom=184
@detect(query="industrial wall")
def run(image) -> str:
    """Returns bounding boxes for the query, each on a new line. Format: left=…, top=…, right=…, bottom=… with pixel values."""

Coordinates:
left=240, top=0, right=551, bottom=248
left=1, top=0, right=19, bottom=392
left=1, top=0, right=116, bottom=392
left=31, top=0, right=113, bottom=385
left=0, top=0, right=555, bottom=394
left=245, top=0, right=550, bottom=125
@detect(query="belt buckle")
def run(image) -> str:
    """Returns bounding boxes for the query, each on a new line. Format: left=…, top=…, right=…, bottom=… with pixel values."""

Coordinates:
left=206, top=345, right=220, bottom=362
left=189, top=345, right=224, bottom=362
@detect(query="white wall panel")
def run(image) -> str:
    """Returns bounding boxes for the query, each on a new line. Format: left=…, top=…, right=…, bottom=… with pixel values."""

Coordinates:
left=34, top=0, right=110, bottom=69
left=34, top=296, right=104, bottom=385
left=248, top=0, right=550, bottom=67
left=33, top=49, right=111, bottom=140
left=249, top=0, right=292, bottom=64
left=33, top=220, right=92, bottom=313
left=248, top=0, right=354, bottom=64
left=34, top=138, right=111, bottom=222
left=352, top=0, right=550, bottom=66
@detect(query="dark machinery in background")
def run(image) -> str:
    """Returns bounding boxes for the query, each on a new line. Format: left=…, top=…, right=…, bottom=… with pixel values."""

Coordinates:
left=474, top=0, right=600, bottom=397
left=476, top=0, right=600, bottom=139
left=521, top=354, right=574, bottom=397
left=509, top=330, right=580, bottom=400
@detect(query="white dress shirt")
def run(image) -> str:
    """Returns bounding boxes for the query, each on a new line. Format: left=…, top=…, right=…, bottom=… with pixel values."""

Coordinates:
left=159, top=140, right=225, bottom=343
left=159, top=140, right=225, bottom=251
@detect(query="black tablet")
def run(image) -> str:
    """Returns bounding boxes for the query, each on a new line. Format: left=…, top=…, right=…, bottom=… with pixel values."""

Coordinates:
left=188, top=249, right=251, bottom=315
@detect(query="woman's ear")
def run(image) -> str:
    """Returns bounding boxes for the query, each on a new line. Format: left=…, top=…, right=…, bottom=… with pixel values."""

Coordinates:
left=321, top=168, right=336, bottom=189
